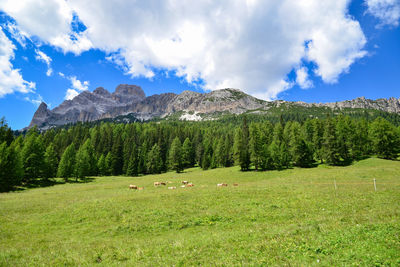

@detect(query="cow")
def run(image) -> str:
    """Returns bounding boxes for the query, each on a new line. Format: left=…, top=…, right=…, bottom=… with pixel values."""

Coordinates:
left=233, top=183, right=239, bottom=186
left=180, top=185, right=186, bottom=188
left=129, top=185, right=138, bottom=189
left=217, top=183, right=228, bottom=187
left=168, top=186, right=176, bottom=190
left=154, top=182, right=161, bottom=186
left=160, top=182, right=166, bottom=186
left=186, top=183, right=194, bottom=187
left=138, top=187, right=144, bottom=190
left=182, top=181, right=189, bottom=185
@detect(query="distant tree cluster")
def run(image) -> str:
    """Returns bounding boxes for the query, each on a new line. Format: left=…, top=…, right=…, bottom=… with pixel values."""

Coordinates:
left=1, top=115, right=400, bottom=192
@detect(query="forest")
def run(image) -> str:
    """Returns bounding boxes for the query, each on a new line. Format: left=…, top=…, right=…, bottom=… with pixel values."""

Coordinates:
left=1, top=115, right=400, bottom=192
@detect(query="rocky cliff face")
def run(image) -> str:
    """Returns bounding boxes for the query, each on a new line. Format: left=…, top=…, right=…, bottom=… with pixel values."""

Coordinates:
left=28, top=84, right=400, bottom=129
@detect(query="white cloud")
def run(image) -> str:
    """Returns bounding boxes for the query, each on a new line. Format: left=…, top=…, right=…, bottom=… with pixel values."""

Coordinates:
left=0, top=0, right=92, bottom=54
left=35, top=49, right=53, bottom=76
left=0, top=26, right=36, bottom=98
left=58, top=71, right=65, bottom=77
left=63, top=76, right=89, bottom=100
left=64, top=88, right=79, bottom=100
left=366, top=0, right=400, bottom=27
left=5, top=22, right=29, bottom=47
left=296, top=67, right=313, bottom=89
left=24, top=94, right=44, bottom=106
left=1, top=0, right=369, bottom=99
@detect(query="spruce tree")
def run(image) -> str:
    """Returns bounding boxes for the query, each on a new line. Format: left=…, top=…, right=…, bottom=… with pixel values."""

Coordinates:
left=110, top=134, right=123, bottom=175
left=169, top=137, right=183, bottom=173
left=147, top=143, right=162, bottom=174
left=22, top=129, right=45, bottom=181
left=75, top=145, right=91, bottom=180
left=182, top=138, right=195, bottom=168
left=44, top=144, right=58, bottom=179
left=105, top=152, right=113, bottom=175
left=250, top=124, right=263, bottom=170
left=0, top=142, right=23, bottom=192
left=323, top=118, right=340, bottom=165
left=97, top=154, right=107, bottom=176
left=57, top=144, right=76, bottom=182
left=370, top=117, right=400, bottom=159
left=239, top=116, right=251, bottom=171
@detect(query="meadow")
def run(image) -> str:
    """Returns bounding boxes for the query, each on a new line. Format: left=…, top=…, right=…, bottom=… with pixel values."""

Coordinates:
left=0, top=158, right=399, bottom=266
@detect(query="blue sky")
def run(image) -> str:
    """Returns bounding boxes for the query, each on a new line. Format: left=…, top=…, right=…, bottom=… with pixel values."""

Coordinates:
left=0, top=0, right=399, bottom=129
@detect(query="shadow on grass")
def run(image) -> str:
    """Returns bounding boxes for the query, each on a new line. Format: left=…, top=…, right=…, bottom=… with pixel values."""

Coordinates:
left=11, top=177, right=96, bottom=192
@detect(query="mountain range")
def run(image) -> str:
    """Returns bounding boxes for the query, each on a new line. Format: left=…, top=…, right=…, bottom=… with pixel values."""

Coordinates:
left=28, top=84, right=400, bottom=129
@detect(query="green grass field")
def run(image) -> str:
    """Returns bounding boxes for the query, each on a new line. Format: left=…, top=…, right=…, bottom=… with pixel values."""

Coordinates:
left=1, top=158, right=399, bottom=266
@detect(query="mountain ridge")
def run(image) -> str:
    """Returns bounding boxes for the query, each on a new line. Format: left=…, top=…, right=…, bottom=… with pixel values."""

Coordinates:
left=28, top=84, right=400, bottom=129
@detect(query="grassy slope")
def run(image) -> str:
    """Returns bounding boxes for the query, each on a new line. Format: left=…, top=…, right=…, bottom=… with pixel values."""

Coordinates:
left=0, top=158, right=399, bottom=266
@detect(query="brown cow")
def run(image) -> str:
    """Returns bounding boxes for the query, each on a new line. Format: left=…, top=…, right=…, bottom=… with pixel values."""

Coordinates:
left=233, top=183, right=239, bottom=186
left=129, top=185, right=138, bottom=189
left=182, top=181, right=189, bottom=185
left=217, top=183, right=228, bottom=187
left=138, top=187, right=144, bottom=190
left=154, top=182, right=161, bottom=186
left=168, top=186, right=176, bottom=190
left=160, top=182, right=166, bottom=186
left=186, top=183, right=194, bottom=187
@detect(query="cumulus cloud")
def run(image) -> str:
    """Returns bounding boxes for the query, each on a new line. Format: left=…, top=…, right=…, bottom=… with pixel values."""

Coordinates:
left=35, top=49, right=53, bottom=76
left=0, top=26, right=35, bottom=98
left=1, top=0, right=369, bottom=99
left=366, top=0, right=400, bottom=27
left=0, top=0, right=92, bottom=54
left=64, top=76, right=89, bottom=100
left=296, top=67, right=313, bottom=89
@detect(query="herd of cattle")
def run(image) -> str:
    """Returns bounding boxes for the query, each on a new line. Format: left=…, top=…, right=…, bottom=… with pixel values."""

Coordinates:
left=129, top=181, right=238, bottom=190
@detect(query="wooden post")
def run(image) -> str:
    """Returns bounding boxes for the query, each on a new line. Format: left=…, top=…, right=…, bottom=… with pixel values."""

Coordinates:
left=334, top=179, right=337, bottom=190
left=373, top=178, right=377, bottom=192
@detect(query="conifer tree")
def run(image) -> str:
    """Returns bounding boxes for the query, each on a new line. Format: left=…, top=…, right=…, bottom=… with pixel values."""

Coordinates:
left=370, top=117, right=400, bottom=159
left=22, top=129, right=45, bottom=181
left=147, top=143, right=162, bottom=174
left=239, top=116, right=251, bottom=171
left=57, top=144, right=76, bottom=181
left=169, top=137, right=183, bottom=173
left=44, top=144, right=58, bottom=179
left=323, top=118, right=340, bottom=165
left=0, top=142, right=23, bottom=192
left=75, top=145, right=91, bottom=180
left=182, top=137, right=195, bottom=168
left=111, top=134, right=123, bottom=175
left=250, top=124, right=263, bottom=170
left=97, top=154, right=107, bottom=176
left=105, top=152, right=113, bottom=175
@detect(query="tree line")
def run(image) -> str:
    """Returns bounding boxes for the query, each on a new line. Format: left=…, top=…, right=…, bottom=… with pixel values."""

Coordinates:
left=1, top=115, right=400, bottom=192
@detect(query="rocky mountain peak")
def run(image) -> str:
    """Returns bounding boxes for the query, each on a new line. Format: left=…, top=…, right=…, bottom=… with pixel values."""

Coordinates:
left=113, top=84, right=145, bottom=100
left=93, top=87, right=111, bottom=96
left=28, top=102, right=50, bottom=128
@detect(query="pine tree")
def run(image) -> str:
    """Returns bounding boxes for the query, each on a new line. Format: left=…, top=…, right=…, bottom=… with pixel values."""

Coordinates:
left=44, top=144, right=58, bottom=179
left=323, top=118, right=340, bottom=165
left=0, top=142, right=23, bottom=192
left=110, top=134, right=123, bottom=175
left=97, top=154, right=107, bottom=176
left=147, top=143, right=162, bottom=174
left=22, top=129, right=45, bottom=181
left=292, top=139, right=314, bottom=167
left=239, top=116, right=251, bottom=171
left=169, top=137, right=183, bottom=173
left=250, top=124, right=263, bottom=170
left=182, top=138, right=195, bottom=168
left=370, top=117, right=400, bottom=159
left=57, top=144, right=76, bottom=182
left=75, top=145, right=91, bottom=180
left=105, top=152, right=113, bottom=175
left=336, top=116, right=352, bottom=164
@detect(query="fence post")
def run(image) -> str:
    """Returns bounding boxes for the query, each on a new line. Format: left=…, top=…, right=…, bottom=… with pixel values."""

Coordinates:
left=373, top=178, right=377, bottom=192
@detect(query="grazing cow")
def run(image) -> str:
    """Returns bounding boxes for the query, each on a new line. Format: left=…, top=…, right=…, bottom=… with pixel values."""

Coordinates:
left=129, top=185, right=138, bottom=190
left=138, top=187, right=144, bottom=190
left=186, top=183, right=194, bottom=187
left=182, top=181, right=189, bottom=185
left=161, top=182, right=166, bottom=186
left=154, top=182, right=161, bottom=186
left=180, top=185, right=186, bottom=188
left=168, top=186, right=176, bottom=190
left=217, top=183, right=228, bottom=187
left=233, top=183, right=239, bottom=186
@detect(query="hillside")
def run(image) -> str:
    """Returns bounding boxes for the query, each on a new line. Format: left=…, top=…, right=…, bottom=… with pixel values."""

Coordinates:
left=0, top=158, right=399, bottom=265
left=28, top=84, right=400, bottom=129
